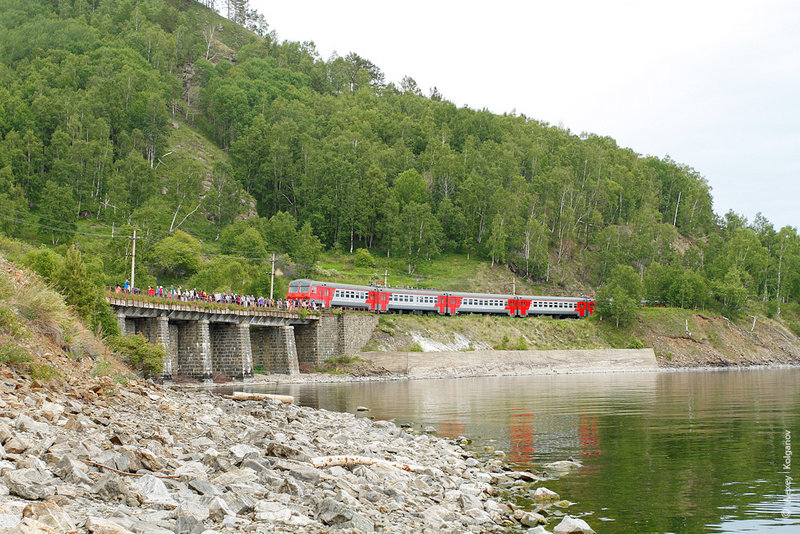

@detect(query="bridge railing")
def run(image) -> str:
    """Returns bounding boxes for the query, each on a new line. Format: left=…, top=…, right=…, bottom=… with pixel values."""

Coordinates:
left=105, top=287, right=320, bottom=319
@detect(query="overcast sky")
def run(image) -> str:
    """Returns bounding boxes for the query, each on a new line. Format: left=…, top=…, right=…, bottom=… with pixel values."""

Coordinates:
left=250, top=0, right=800, bottom=231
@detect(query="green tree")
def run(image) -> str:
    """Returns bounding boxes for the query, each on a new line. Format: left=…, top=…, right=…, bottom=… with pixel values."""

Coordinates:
left=292, top=222, right=323, bottom=277
left=55, top=245, right=116, bottom=333
left=150, top=230, right=202, bottom=279
left=596, top=265, right=642, bottom=327
left=394, top=202, right=442, bottom=275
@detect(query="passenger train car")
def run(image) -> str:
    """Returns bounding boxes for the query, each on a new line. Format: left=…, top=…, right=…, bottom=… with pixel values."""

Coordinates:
left=287, top=279, right=595, bottom=318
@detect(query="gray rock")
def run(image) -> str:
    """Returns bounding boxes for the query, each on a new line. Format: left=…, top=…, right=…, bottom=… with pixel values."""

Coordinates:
left=92, top=472, right=138, bottom=506
left=316, top=497, right=374, bottom=533
left=40, top=402, right=64, bottom=422
left=464, top=506, right=493, bottom=524
left=553, top=515, right=596, bottom=534
left=254, top=500, right=292, bottom=522
left=4, top=435, right=31, bottom=454
left=534, top=486, right=560, bottom=504
left=520, top=511, right=547, bottom=526
left=175, top=462, right=207, bottom=481
left=130, top=474, right=177, bottom=509
left=6, top=517, right=59, bottom=533
left=173, top=502, right=209, bottom=534
left=15, top=414, right=50, bottom=435
left=53, top=454, right=91, bottom=485
left=188, top=479, right=221, bottom=496
left=222, top=491, right=257, bottom=516
left=85, top=516, right=137, bottom=534
left=114, top=449, right=142, bottom=473
left=265, top=441, right=311, bottom=462
left=229, top=444, right=260, bottom=462
left=136, top=448, right=165, bottom=472
left=3, top=468, right=56, bottom=500
left=22, top=501, right=76, bottom=532
left=272, top=459, right=320, bottom=485
left=0, top=514, right=21, bottom=529
left=0, top=422, right=13, bottom=444
left=205, top=496, right=233, bottom=522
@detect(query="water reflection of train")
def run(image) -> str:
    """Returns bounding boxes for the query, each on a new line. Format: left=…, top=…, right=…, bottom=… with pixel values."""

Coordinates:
left=288, top=279, right=595, bottom=317
left=507, top=410, right=601, bottom=465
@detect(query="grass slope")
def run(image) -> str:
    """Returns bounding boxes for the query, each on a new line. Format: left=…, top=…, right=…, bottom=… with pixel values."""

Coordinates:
left=0, top=255, right=129, bottom=384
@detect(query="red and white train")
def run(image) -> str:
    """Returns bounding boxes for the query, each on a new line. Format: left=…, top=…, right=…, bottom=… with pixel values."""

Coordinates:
left=287, top=279, right=595, bottom=318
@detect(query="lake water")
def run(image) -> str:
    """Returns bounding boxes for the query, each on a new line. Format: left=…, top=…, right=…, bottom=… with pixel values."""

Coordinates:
left=237, top=368, right=800, bottom=533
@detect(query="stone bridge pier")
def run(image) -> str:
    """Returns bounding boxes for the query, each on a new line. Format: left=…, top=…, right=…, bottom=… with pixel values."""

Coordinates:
left=110, top=297, right=378, bottom=382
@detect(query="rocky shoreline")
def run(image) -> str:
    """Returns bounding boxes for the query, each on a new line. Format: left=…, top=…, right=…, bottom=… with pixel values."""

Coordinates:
left=0, top=371, right=595, bottom=534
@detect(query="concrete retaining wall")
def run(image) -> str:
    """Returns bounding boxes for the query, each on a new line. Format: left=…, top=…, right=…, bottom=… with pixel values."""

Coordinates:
left=361, top=348, right=659, bottom=378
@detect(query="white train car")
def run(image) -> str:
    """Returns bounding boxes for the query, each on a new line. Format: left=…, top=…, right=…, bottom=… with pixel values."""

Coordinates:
left=288, top=279, right=595, bottom=318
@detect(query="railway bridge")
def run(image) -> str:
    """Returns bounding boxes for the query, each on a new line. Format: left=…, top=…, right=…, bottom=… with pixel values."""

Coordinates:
left=106, top=294, right=377, bottom=381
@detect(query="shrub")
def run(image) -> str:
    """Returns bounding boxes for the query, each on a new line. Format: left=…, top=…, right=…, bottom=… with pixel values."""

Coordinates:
left=0, top=306, right=27, bottom=338
left=29, top=364, right=58, bottom=381
left=494, top=334, right=510, bottom=350
left=108, top=334, right=165, bottom=378
left=91, top=358, right=114, bottom=377
left=0, top=342, right=31, bottom=365
left=512, top=336, right=529, bottom=350
left=353, top=248, right=375, bottom=268
left=626, top=336, right=645, bottom=349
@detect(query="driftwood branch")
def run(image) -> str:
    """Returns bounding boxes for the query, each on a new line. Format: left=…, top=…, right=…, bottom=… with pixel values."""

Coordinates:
left=310, top=455, right=423, bottom=473
left=222, top=391, right=294, bottom=403
left=81, top=459, right=180, bottom=479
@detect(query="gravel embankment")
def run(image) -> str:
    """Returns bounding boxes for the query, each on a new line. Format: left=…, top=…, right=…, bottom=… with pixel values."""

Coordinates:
left=0, top=372, right=595, bottom=533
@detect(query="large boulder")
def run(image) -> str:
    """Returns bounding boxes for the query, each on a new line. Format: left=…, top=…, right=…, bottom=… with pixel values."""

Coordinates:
left=22, top=501, right=76, bottom=532
left=553, top=515, right=596, bottom=534
left=53, top=454, right=92, bottom=485
left=3, top=468, right=56, bottom=500
left=130, top=474, right=177, bottom=509
left=534, top=486, right=560, bottom=504
left=316, top=497, right=374, bottom=533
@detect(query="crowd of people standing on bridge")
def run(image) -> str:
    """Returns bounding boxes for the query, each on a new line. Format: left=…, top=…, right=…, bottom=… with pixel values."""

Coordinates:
left=112, top=280, right=316, bottom=311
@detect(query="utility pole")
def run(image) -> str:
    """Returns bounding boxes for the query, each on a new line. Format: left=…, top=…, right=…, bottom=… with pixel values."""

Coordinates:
left=512, top=277, right=516, bottom=296
left=384, top=268, right=388, bottom=287
left=130, top=228, right=137, bottom=290
left=269, top=252, right=275, bottom=300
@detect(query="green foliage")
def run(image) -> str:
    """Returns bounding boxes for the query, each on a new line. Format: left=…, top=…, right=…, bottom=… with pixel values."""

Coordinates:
left=626, top=336, right=645, bottom=349
left=28, top=363, right=58, bottom=381
left=712, top=268, right=749, bottom=317
left=23, top=249, right=64, bottom=282
left=0, top=342, right=31, bottom=365
left=596, top=265, right=642, bottom=327
left=150, top=230, right=202, bottom=279
left=352, top=248, right=375, bottom=268
left=292, top=222, right=323, bottom=277
left=91, top=358, right=114, bottom=377
left=108, top=334, right=165, bottom=378
left=51, top=245, right=117, bottom=334
left=0, top=306, right=26, bottom=338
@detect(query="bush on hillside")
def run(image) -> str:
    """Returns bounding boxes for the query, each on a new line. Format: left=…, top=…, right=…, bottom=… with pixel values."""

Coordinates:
left=353, top=248, right=375, bottom=268
left=108, top=334, right=165, bottom=379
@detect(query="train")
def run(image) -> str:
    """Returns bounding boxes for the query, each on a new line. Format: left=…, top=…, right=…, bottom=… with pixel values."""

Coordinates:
left=287, top=279, right=595, bottom=318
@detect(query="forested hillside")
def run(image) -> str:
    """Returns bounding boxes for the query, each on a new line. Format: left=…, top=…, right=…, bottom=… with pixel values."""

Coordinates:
left=1, top=0, right=799, bottom=332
